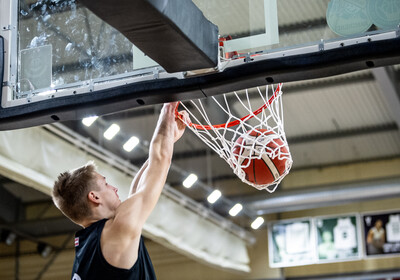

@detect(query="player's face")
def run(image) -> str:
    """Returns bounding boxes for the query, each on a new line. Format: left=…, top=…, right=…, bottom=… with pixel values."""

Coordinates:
left=94, top=172, right=121, bottom=210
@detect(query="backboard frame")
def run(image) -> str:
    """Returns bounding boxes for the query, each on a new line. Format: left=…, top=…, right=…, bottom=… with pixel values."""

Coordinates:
left=0, top=36, right=4, bottom=99
left=0, top=0, right=18, bottom=108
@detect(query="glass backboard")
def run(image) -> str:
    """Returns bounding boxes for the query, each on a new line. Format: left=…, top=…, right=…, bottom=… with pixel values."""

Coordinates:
left=0, top=0, right=399, bottom=129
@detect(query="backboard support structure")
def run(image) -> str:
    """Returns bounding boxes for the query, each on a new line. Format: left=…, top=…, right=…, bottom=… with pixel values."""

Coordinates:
left=0, top=0, right=400, bottom=130
left=78, top=0, right=219, bottom=73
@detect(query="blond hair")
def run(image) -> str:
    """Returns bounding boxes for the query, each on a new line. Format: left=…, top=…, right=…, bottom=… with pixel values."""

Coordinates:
left=52, top=162, right=97, bottom=224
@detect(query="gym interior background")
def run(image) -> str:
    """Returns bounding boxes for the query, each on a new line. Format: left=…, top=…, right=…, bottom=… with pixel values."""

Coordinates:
left=1, top=0, right=400, bottom=279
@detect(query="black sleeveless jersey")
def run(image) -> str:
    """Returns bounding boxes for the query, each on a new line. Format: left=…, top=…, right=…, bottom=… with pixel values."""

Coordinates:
left=71, top=219, right=156, bottom=280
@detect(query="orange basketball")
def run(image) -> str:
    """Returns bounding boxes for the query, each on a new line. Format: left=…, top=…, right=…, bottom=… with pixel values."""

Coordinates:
left=232, top=129, right=289, bottom=185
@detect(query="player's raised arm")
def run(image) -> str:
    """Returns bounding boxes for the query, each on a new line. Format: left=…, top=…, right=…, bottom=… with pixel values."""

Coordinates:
left=128, top=159, right=149, bottom=196
left=108, top=102, right=188, bottom=236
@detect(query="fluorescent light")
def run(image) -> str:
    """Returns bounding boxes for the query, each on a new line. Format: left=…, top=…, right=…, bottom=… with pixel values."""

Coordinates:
left=207, top=190, right=221, bottom=204
left=82, top=116, right=98, bottom=127
left=183, top=174, right=197, bottom=188
left=123, top=136, right=140, bottom=152
left=229, top=203, right=243, bottom=217
left=251, top=217, right=264, bottom=230
left=5, top=232, right=17, bottom=246
left=103, top=124, right=120, bottom=140
left=37, top=243, right=52, bottom=258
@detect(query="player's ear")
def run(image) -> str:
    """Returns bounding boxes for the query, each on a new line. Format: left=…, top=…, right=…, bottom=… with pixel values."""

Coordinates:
left=88, top=191, right=100, bottom=204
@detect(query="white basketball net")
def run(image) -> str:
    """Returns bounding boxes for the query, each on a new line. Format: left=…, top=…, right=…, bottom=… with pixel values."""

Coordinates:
left=177, top=84, right=292, bottom=192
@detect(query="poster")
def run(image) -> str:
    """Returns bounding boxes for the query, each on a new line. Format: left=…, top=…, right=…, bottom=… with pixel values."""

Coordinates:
left=363, top=211, right=400, bottom=257
left=268, top=218, right=315, bottom=267
left=315, top=215, right=361, bottom=262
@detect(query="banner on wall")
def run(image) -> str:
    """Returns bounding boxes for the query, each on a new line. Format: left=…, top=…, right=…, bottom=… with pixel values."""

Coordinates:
left=363, top=211, right=400, bottom=257
left=268, top=218, right=315, bottom=267
left=315, top=214, right=362, bottom=262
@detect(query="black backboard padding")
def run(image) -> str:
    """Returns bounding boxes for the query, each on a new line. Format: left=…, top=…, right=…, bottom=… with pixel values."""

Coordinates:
left=78, top=0, right=218, bottom=73
left=0, top=37, right=400, bottom=131
left=0, top=37, right=3, bottom=100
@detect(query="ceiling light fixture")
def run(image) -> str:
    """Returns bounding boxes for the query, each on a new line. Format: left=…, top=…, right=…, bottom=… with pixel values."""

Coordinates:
left=123, top=136, right=140, bottom=152
left=229, top=203, right=243, bottom=217
left=82, top=116, right=98, bottom=127
left=103, top=124, right=120, bottom=140
left=207, top=190, right=221, bottom=204
left=183, top=174, right=197, bottom=188
left=1, top=231, right=17, bottom=246
left=251, top=217, right=264, bottom=229
left=37, top=242, right=52, bottom=258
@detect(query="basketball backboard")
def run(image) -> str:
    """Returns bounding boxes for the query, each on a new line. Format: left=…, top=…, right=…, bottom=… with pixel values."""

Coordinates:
left=1, top=0, right=400, bottom=130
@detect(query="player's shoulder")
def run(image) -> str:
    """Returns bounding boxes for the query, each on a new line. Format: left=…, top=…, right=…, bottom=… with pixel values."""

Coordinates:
left=102, top=215, right=141, bottom=241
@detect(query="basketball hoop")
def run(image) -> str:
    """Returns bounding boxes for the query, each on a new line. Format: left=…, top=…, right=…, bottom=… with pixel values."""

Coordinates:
left=176, top=84, right=292, bottom=192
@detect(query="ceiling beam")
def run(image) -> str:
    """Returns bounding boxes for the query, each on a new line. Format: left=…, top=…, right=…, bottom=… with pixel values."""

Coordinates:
left=288, top=122, right=398, bottom=144
left=246, top=177, right=400, bottom=215
left=372, top=66, right=400, bottom=130
left=291, top=153, right=400, bottom=172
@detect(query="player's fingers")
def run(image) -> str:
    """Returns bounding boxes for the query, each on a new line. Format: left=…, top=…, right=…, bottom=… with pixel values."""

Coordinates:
left=178, top=110, right=190, bottom=123
left=163, top=101, right=179, bottom=112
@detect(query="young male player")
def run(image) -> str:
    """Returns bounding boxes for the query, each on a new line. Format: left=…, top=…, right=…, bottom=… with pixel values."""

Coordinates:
left=52, top=102, right=188, bottom=279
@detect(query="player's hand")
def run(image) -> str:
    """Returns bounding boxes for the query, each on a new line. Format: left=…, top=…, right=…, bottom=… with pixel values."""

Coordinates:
left=174, top=110, right=189, bottom=142
left=161, top=102, right=189, bottom=143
